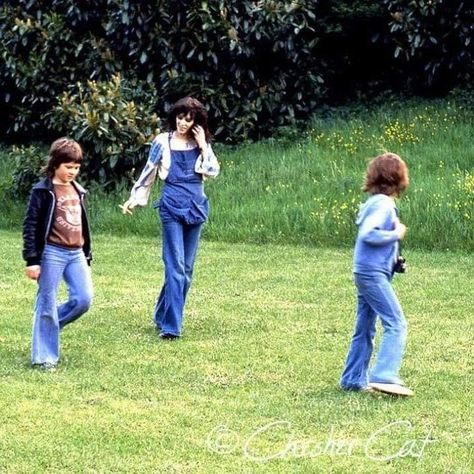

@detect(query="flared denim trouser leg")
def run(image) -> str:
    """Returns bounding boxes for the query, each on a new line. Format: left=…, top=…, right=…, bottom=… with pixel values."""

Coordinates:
left=153, top=219, right=202, bottom=336
left=31, top=244, right=93, bottom=365
left=340, top=272, right=407, bottom=390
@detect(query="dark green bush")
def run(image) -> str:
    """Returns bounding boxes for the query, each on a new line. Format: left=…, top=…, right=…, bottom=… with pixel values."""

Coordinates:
left=0, top=0, right=381, bottom=143
left=383, top=0, right=474, bottom=93
left=48, top=74, right=160, bottom=188
left=0, top=0, right=471, bottom=148
left=0, top=2, right=119, bottom=138
left=151, top=1, right=326, bottom=141
left=9, top=144, right=46, bottom=198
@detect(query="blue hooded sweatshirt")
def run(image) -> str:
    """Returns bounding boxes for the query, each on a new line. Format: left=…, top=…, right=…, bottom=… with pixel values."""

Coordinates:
left=353, top=194, right=400, bottom=276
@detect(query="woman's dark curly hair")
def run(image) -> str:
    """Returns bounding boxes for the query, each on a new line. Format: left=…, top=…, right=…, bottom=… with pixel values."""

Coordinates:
left=363, top=152, right=409, bottom=197
left=42, top=137, right=83, bottom=177
left=167, top=97, right=211, bottom=141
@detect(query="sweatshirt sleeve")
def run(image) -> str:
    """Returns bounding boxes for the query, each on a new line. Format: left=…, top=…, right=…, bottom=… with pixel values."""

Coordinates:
left=358, top=206, right=399, bottom=246
left=129, top=138, right=164, bottom=206
left=194, top=143, right=220, bottom=178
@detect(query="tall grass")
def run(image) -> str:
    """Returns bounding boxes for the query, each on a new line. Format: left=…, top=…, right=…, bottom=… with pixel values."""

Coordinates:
left=1, top=98, right=473, bottom=251
left=206, top=98, right=473, bottom=250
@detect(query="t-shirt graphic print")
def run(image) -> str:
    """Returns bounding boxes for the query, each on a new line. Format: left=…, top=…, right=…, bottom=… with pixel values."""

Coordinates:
left=48, top=184, right=84, bottom=248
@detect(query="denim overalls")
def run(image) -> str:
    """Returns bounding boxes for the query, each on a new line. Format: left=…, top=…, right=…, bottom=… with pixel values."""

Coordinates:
left=152, top=145, right=209, bottom=337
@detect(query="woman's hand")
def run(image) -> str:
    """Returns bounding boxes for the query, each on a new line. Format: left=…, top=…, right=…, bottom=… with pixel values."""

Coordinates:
left=192, top=125, right=206, bottom=152
left=26, top=265, right=41, bottom=280
left=119, top=198, right=136, bottom=215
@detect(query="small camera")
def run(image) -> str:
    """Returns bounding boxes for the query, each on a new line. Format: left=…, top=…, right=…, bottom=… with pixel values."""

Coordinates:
left=393, top=256, right=407, bottom=274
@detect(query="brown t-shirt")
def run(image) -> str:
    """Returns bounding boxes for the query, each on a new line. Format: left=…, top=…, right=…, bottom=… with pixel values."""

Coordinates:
left=47, top=184, right=84, bottom=248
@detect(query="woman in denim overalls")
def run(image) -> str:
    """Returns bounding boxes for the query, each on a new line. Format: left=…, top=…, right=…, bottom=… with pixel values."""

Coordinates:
left=121, top=97, right=219, bottom=339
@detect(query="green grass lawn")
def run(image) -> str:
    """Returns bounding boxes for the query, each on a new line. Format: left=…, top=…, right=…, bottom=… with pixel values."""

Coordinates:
left=0, top=229, right=472, bottom=473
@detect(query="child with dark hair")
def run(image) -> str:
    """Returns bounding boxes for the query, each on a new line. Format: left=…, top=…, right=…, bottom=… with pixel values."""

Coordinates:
left=23, top=137, right=93, bottom=370
left=340, top=152, right=413, bottom=396
left=121, top=97, right=219, bottom=340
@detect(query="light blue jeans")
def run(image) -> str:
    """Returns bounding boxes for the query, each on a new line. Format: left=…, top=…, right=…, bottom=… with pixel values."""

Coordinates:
left=31, top=244, right=93, bottom=365
left=153, top=219, right=202, bottom=336
left=340, top=272, right=407, bottom=390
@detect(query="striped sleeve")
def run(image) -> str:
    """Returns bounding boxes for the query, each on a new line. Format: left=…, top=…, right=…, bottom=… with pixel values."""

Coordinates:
left=195, top=143, right=220, bottom=178
left=129, top=139, right=164, bottom=206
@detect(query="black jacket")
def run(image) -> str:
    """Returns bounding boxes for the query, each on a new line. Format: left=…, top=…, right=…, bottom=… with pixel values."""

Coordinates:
left=22, top=177, right=92, bottom=266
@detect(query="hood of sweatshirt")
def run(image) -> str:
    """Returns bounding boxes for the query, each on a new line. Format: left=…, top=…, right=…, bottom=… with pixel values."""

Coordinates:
left=355, top=194, right=395, bottom=226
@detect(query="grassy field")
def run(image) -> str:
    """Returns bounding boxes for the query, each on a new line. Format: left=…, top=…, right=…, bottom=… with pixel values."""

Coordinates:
left=1, top=229, right=472, bottom=473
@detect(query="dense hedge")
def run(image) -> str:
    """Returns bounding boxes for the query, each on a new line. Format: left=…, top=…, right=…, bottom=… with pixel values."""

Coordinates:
left=0, top=1, right=318, bottom=142
left=383, top=0, right=473, bottom=94
left=48, top=74, right=160, bottom=186
left=0, top=1, right=472, bottom=145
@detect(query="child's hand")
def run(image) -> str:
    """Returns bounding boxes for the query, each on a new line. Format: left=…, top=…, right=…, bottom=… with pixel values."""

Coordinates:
left=396, top=222, right=407, bottom=240
left=119, top=199, right=135, bottom=215
left=26, top=265, right=41, bottom=280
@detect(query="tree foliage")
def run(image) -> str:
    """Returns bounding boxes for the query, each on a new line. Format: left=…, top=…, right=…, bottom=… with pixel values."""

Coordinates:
left=48, top=74, right=159, bottom=187
left=1, top=1, right=472, bottom=190
left=383, top=0, right=473, bottom=92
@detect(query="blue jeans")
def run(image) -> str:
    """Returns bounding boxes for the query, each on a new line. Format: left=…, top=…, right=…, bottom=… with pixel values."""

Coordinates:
left=31, top=244, right=93, bottom=364
left=153, top=219, right=202, bottom=336
left=340, top=272, right=407, bottom=390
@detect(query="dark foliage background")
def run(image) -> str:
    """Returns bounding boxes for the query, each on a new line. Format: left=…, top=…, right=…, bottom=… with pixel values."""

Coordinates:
left=383, top=0, right=473, bottom=95
left=0, top=0, right=472, bottom=189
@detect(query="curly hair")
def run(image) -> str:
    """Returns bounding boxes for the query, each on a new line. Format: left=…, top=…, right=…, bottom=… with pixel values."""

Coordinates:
left=363, top=153, right=409, bottom=197
left=167, top=97, right=211, bottom=141
left=42, top=138, right=83, bottom=177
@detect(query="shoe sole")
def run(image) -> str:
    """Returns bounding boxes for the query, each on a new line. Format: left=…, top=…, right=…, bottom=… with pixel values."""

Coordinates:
left=32, top=364, right=58, bottom=371
left=158, top=333, right=179, bottom=340
left=369, top=383, right=414, bottom=396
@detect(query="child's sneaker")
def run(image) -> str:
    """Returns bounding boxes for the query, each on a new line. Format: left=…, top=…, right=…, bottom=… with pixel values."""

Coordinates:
left=368, top=383, right=414, bottom=397
left=158, top=332, right=179, bottom=340
left=32, top=362, right=58, bottom=371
